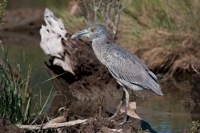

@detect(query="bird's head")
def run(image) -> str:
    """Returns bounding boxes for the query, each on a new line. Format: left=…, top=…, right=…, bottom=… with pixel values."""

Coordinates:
left=71, top=24, right=109, bottom=40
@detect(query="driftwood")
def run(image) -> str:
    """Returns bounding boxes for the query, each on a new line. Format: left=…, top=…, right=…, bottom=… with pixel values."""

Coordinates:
left=17, top=119, right=87, bottom=130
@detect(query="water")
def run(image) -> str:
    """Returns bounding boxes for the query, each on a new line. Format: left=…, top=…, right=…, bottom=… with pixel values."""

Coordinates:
left=0, top=31, right=55, bottom=106
left=137, top=92, right=192, bottom=132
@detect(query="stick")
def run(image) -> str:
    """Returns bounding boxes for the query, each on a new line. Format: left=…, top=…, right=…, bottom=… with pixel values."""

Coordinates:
left=17, top=119, right=87, bottom=130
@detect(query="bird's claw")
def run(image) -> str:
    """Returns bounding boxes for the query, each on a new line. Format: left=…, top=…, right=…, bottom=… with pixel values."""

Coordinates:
left=119, top=121, right=126, bottom=126
left=105, top=116, right=115, bottom=122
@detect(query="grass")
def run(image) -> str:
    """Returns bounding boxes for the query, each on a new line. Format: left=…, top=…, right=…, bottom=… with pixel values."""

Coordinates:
left=116, top=0, right=200, bottom=76
left=0, top=47, right=53, bottom=125
left=120, top=0, right=200, bottom=47
left=189, top=121, right=200, bottom=133
left=0, top=0, right=7, bottom=24
left=124, top=0, right=200, bottom=30
left=0, top=50, right=31, bottom=124
left=183, top=121, right=200, bottom=133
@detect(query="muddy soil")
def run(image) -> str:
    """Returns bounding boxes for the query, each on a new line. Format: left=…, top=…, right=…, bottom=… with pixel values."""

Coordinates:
left=0, top=117, right=23, bottom=133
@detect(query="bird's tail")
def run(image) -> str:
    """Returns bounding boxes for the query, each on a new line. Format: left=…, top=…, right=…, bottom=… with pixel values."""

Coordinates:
left=144, top=76, right=163, bottom=96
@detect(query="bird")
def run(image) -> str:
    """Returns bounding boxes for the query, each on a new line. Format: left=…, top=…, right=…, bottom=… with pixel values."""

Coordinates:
left=71, top=24, right=163, bottom=124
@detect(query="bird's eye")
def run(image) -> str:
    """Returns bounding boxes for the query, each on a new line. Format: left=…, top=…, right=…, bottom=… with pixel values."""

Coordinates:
left=90, top=28, right=95, bottom=32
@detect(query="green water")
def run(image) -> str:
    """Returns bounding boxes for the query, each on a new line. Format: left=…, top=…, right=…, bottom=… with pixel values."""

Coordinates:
left=137, top=91, right=192, bottom=132
left=0, top=31, right=55, bottom=109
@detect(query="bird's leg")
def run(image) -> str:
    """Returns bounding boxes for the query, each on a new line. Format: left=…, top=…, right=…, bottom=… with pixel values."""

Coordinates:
left=119, top=87, right=129, bottom=125
left=124, top=87, right=129, bottom=122
left=109, top=90, right=125, bottom=119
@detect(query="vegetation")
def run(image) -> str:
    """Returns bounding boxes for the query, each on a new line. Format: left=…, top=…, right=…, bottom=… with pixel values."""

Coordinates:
left=0, top=49, right=54, bottom=127
left=121, top=0, right=200, bottom=45
left=183, top=121, right=200, bottom=133
left=189, top=121, right=200, bottom=133
left=0, top=51, right=31, bottom=124
left=0, top=0, right=32, bottom=124
left=0, top=0, right=7, bottom=24
left=116, top=0, right=200, bottom=77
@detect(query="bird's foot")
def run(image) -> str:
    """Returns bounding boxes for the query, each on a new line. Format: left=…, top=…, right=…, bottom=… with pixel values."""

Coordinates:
left=105, top=115, right=115, bottom=122
left=109, top=115, right=116, bottom=120
left=119, top=121, right=126, bottom=126
left=118, top=114, right=128, bottom=126
left=106, top=112, right=118, bottom=121
left=119, top=120, right=132, bottom=126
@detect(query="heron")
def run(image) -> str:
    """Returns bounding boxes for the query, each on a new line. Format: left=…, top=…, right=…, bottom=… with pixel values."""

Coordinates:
left=71, top=24, right=163, bottom=124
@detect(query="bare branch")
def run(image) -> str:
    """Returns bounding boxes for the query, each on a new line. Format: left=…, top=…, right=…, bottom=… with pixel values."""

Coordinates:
left=92, top=0, right=103, bottom=22
left=77, top=0, right=91, bottom=24
left=120, top=0, right=128, bottom=11
left=191, top=64, right=200, bottom=74
left=76, top=0, right=130, bottom=41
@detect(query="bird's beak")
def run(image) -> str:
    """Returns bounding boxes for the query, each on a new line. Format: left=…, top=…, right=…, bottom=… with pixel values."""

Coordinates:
left=71, top=29, right=89, bottom=39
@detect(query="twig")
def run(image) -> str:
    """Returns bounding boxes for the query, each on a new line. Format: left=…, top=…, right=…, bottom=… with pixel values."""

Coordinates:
left=76, top=0, right=129, bottom=41
left=93, top=0, right=103, bottom=22
left=17, top=119, right=87, bottom=130
left=191, top=64, right=200, bottom=74
left=77, top=0, right=91, bottom=24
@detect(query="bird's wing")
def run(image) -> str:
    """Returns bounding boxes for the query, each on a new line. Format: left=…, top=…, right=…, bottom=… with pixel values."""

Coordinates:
left=103, top=44, right=161, bottom=93
left=124, top=48, right=158, bottom=82
left=106, top=44, right=158, bottom=81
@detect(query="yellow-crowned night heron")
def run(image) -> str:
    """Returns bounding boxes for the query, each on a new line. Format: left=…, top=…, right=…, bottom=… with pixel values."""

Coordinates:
left=71, top=24, right=163, bottom=124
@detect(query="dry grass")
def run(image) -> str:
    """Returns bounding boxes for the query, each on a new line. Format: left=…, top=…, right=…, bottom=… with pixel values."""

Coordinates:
left=130, top=27, right=200, bottom=77
left=136, top=46, right=200, bottom=76
left=114, top=1, right=200, bottom=77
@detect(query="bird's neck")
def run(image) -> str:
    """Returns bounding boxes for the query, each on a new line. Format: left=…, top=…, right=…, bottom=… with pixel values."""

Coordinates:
left=93, top=35, right=108, bottom=42
left=92, top=36, right=108, bottom=49
left=92, top=35, right=114, bottom=45
left=92, top=36, right=109, bottom=49
left=91, top=36, right=110, bottom=64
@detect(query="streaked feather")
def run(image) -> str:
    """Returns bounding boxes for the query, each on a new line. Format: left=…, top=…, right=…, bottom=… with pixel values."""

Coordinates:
left=97, top=43, right=163, bottom=95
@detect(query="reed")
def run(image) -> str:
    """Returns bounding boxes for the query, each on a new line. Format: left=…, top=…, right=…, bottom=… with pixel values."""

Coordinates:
left=0, top=51, right=31, bottom=124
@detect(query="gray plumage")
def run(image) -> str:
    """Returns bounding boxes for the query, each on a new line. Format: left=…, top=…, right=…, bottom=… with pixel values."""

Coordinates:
left=71, top=24, right=163, bottom=123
